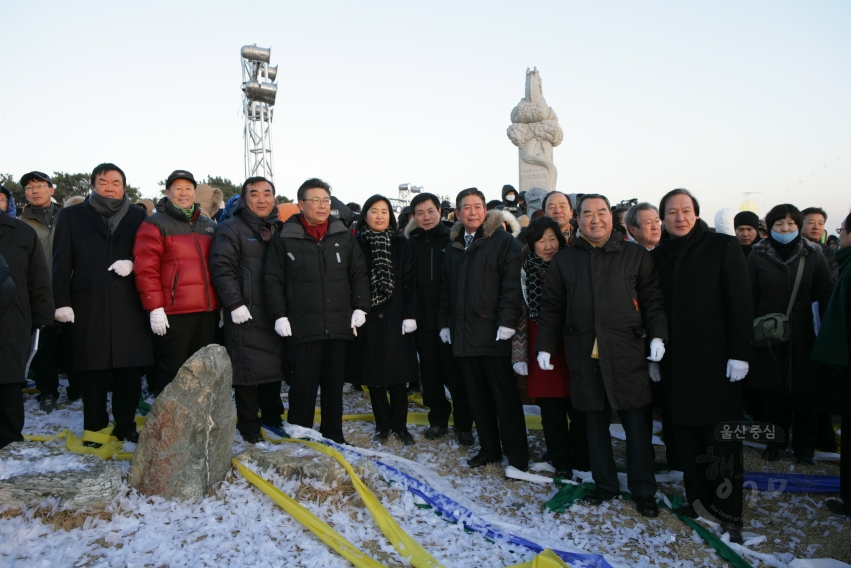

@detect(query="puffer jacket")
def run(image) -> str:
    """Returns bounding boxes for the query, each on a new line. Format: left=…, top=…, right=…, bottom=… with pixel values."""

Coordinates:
left=536, top=227, right=668, bottom=412
left=438, top=210, right=523, bottom=357
left=133, top=197, right=220, bottom=315
left=405, top=221, right=451, bottom=331
left=19, top=203, right=61, bottom=273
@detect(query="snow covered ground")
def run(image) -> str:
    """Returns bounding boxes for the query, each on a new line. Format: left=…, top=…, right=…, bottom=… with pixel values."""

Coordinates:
left=1, top=381, right=849, bottom=567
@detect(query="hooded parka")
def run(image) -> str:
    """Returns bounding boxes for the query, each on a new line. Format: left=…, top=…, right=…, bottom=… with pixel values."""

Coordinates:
left=210, top=200, right=286, bottom=386
left=536, top=227, right=668, bottom=412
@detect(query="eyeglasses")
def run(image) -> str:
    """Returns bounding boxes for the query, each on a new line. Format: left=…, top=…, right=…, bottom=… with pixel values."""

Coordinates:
left=303, top=197, right=331, bottom=206
left=25, top=183, right=49, bottom=191
left=837, top=227, right=847, bottom=235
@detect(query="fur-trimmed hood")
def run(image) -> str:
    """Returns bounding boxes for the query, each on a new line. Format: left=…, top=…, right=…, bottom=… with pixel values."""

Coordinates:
left=501, top=210, right=521, bottom=237
left=449, top=209, right=510, bottom=241
left=751, top=236, right=819, bottom=269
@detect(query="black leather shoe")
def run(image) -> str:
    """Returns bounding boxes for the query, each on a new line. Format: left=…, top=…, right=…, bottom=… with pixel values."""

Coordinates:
left=468, top=454, right=498, bottom=468
left=456, top=431, right=475, bottom=447
left=826, top=499, right=851, bottom=517
left=117, top=431, right=140, bottom=444
left=39, top=395, right=56, bottom=414
left=582, top=488, right=619, bottom=505
left=720, top=522, right=744, bottom=544
left=373, top=431, right=390, bottom=443
left=424, top=426, right=448, bottom=440
left=242, top=432, right=262, bottom=444
left=674, top=504, right=699, bottom=519
left=762, top=443, right=782, bottom=462
left=634, top=496, right=659, bottom=517
left=396, top=430, right=415, bottom=446
left=553, top=469, right=572, bottom=480
left=796, top=456, right=815, bottom=466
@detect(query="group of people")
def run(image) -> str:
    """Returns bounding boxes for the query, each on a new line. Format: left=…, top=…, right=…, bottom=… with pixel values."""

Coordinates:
left=2, top=167, right=850, bottom=544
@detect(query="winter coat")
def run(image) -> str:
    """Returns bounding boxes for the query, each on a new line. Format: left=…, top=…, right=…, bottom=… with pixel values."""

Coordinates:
left=438, top=210, right=523, bottom=358
left=349, top=233, right=419, bottom=387
left=0, top=185, right=17, bottom=218
left=0, top=253, right=15, bottom=318
left=651, top=221, right=754, bottom=426
left=536, top=228, right=668, bottom=412
left=405, top=221, right=451, bottom=331
left=746, top=237, right=834, bottom=394
left=210, top=200, right=285, bottom=386
left=19, top=203, right=61, bottom=273
left=52, top=198, right=153, bottom=371
left=263, top=214, right=371, bottom=346
left=502, top=210, right=521, bottom=238
left=817, top=241, right=840, bottom=283
left=133, top=198, right=220, bottom=315
left=0, top=215, right=53, bottom=384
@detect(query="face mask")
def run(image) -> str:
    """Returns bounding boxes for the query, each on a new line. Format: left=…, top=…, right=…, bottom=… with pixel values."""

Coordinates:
left=505, top=194, right=516, bottom=202
left=771, top=229, right=798, bottom=244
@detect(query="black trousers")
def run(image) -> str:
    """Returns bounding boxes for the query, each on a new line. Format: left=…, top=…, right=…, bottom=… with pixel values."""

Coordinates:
left=142, top=331, right=162, bottom=396
left=32, top=325, right=60, bottom=400
left=586, top=398, right=657, bottom=498
left=760, top=390, right=818, bottom=458
left=369, top=384, right=408, bottom=434
left=538, top=397, right=589, bottom=472
left=460, top=356, right=529, bottom=469
left=673, top=425, right=744, bottom=526
left=287, top=339, right=347, bottom=444
left=416, top=331, right=473, bottom=431
left=156, top=311, right=218, bottom=394
left=816, top=412, right=838, bottom=452
left=235, top=382, right=285, bottom=438
left=56, top=322, right=82, bottom=400
left=841, top=415, right=851, bottom=505
left=0, top=383, right=24, bottom=450
left=82, top=367, right=141, bottom=438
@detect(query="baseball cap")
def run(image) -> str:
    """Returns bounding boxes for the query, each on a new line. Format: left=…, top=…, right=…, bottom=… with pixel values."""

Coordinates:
left=20, top=171, right=53, bottom=188
left=165, top=170, right=197, bottom=189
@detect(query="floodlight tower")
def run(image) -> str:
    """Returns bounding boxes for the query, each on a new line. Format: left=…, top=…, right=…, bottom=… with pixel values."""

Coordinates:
left=392, top=183, right=422, bottom=212
left=241, top=45, right=279, bottom=182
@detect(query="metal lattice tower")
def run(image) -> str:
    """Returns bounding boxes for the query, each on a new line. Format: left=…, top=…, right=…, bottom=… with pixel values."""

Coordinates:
left=390, top=183, right=423, bottom=212
left=241, top=45, right=278, bottom=182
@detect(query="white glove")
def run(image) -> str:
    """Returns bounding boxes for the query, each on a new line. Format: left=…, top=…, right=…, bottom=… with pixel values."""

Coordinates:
left=351, top=309, right=367, bottom=336
left=513, top=362, right=528, bottom=376
left=275, top=317, right=292, bottom=337
left=649, top=362, right=661, bottom=383
left=108, top=260, right=134, bottom=277
left=150, top=307, right=169, bottom=336
left=218, top=308, right=224, bottom=328
left=496, top=326, right=516, bottom=341
left=231, top=305, right=253, bottom=324
left=647, top=338, right=665, bottom=362
left=54, top=307, right=75, bottom=323
left=726, top=359, right=749, bottom=382
left=537, top=352, right=554, bottom=371
left=439, top=328, right=452, bottom=344
left=402, top=319, right=417, bottom=334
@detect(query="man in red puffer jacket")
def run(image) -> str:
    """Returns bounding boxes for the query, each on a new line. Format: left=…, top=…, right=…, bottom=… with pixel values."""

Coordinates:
left=133, top=170, right=220, bottom=395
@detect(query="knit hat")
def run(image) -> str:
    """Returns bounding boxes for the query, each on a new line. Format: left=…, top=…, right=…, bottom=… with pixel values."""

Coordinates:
left=734, top=211, right=759, bottom=230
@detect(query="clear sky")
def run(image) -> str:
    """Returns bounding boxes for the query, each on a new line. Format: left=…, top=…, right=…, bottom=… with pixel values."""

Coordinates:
left=2, top=1, right=849, bottom=225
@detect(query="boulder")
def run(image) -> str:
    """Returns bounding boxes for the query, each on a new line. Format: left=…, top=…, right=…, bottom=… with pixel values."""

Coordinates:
left=0, top=442, right=121, bottom=508
left=130, top=345, right=236, bottom=500
left=234, top=444, right=361, bottom=485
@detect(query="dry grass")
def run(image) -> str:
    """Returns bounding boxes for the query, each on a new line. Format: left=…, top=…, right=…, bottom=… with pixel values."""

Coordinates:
left=0, top=505, right=112, bottom=531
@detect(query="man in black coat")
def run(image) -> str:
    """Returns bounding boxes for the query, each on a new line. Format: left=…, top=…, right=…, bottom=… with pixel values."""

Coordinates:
left=536, top=194, right=668, bottom=517
left=263, top=178, right=370, bottom=444
left=650, top=188, right=754, bottom=543
left=406, top=193, right=473, bottom=445
left=210, top=177, right=286, bottom=444
left=52, top=163, right=153, bottom=443
left=438, top=188, right=528, bottom=471
left=0, top=213, right=54, bottom=448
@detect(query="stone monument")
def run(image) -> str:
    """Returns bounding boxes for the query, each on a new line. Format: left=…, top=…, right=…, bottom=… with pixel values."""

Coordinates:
left=507, top=68, right=564, bottom=193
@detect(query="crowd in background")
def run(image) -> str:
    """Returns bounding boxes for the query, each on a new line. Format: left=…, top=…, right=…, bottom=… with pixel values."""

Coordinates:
left=2, top=167, right=850, bottom=544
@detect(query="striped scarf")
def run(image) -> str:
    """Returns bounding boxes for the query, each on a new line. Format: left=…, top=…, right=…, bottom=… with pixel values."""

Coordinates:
left=363, top=229, right=395, bottom=307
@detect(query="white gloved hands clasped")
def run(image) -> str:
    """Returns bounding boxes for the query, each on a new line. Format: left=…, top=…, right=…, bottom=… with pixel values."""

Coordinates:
left=108, top=260, right=134, bottom=277
left=231, top=306, right=253, bottom=324
left=54, top=307, right=75, bottom=323
left=439, top=328, right=451, bottom=344
left=402, top=319, right=417, bottom=334
left=275, top=317, right=292, bottom=337
left=351, top=309, right=366, bottom=336
left=150, top=307, right=169, bottom=336
left=726, top=359, right=749, bottom=382
left=513, top=362, right=528, bottom=376
left=649, top=362, right=661, bottom=383
left=496, top=326, right=515, bottom=341
left=537, top=352, right=554, bottom=371
left=647, top=338, right=665, bottom=362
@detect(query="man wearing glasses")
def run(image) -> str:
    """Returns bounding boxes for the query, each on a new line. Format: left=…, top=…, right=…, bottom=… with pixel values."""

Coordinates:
left=264, top=178, right=370, bottom=444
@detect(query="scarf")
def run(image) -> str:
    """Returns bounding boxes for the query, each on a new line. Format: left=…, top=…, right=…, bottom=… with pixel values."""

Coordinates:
left=522, top=252, right=549, bottom=322
left=236, top=200, right=280, bottom=242
left=811, top=246, right=851, bottom=369
left=88, top=191, right=129, bottom=234
left=173, top=202, right=196, bottom=221
left=299, top=214, right=329, bottom=242
left=363, top=229, right=394, bottom=307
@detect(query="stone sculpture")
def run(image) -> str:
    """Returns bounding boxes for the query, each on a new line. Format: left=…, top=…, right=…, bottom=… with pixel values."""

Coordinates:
left=507, top=68, right=564, bottom=192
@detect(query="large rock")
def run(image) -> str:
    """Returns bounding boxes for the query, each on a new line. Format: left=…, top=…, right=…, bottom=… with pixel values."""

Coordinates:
left=234, top=444, right=361, bottom=485
left=0, top=442, right=121, bottom=507
left=130, top=345, right=236, bottom=500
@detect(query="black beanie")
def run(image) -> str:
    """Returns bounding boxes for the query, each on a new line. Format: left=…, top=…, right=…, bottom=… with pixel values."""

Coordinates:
left=734, top=211, right=759, bottom=230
